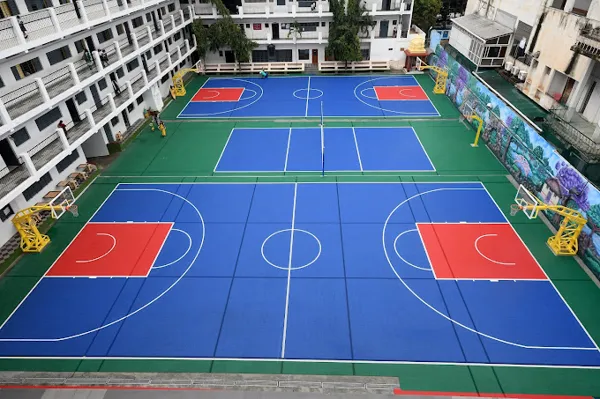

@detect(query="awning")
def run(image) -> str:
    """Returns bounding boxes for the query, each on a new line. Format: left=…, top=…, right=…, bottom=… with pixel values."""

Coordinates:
left=451, top=13, right=513, bottom=41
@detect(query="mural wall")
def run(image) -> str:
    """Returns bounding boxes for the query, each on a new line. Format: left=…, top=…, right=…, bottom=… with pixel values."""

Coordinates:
left=430, top=45, right=600, bottom=279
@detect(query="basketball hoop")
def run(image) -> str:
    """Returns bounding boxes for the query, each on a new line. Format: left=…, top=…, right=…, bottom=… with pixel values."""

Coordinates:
left=66, top=204, right=79, bottom=218
left=510, top=204, right=521, bottom=217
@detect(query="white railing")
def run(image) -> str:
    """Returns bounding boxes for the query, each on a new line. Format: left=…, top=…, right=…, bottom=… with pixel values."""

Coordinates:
left=204, top=62, right=305, bottom=74
left=319, top=60, right=390, bottom=72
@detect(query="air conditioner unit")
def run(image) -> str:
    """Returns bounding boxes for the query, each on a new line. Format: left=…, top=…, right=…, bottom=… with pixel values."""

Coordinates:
left=511, top=65, right=520, bottom=75
left=505, top=61, right=513, bottom=71
left=518, top=70, right=528, bottom=81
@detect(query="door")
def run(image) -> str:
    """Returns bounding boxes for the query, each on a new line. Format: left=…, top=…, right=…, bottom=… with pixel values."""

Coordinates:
left=225, top=50, right=235, bottom=63
left=104, top=124, right=113, bottom=142
left=151, top=10, right=159, bottom=32
left=382, top=0, right=391, bottom=10
left=561, top=78, right=575, bottom=104
left=124, top=20, right=132, bottom=45
left=65, top=98, right=81, bottom=123
left=311, top=49, right=318, bottom=65
left=272, top=23, right=280, bottom=40
left=121, top=110, right=130, bottom=128
left=379, top=20, right=389, bottom=38
left=89, top=83, right=101, bottom=105
left=582, top=80, right=600, bottom=122
left=0, top=138, right=19, bottom=166
left=85, top=36, right=95, bottom=52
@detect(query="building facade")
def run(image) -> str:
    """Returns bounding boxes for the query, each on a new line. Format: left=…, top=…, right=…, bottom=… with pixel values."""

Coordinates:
left=0, top=0, right=198, bottom=246
left=194, top=0, right=422, bottom=67
left=449, top=0, right=600, bottom=173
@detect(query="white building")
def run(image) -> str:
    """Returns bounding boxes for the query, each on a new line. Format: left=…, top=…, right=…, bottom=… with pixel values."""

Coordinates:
left=449, top=0, right=600, bottom=167
left=194, top=0, right=422, bottom=67
left=0, top=0, right=198, bottom=247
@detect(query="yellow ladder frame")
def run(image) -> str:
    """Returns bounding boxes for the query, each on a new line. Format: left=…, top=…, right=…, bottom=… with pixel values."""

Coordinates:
left=13, top=205, right=70, bottom=253
left=172, top=67, right=200, bottom=97
left=418, top=61, right=449, bottom=94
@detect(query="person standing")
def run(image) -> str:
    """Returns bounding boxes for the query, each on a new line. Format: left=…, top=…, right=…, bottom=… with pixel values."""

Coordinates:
left=57, top=120, right=68, bottom=138
left=17, top=16, right=27, bottom=39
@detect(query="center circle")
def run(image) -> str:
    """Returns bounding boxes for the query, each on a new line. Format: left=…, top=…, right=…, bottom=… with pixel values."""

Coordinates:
left=261, top=228, right=322, bottom=271
left=293, top=88, right=324, bottom=100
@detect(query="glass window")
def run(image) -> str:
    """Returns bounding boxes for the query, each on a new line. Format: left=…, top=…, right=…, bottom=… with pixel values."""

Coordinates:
left=132, top=16, right=144, bottom=28
left=154, top=44, right=163, bottom=55
left=116, top=24, right=125, bottom=35
left=298, top=49, right=310, bottom=60
left=75, top=91, right=87, bottom=105
left=35, top=107, right=62, bottom=132
left=23, top=172, right=52, bottom=201
left=56, top=150, right=79, bottom=173
left=127, top=59, right=140, bottom=72
left=98, top=78, right=108, bottom=91
left=11, top=57, right=43, bottom=80
left=74, top=39, right=86, bottom=53
left=127, top=104, right=134, bottom=113
left=47, top=45, right=72, bottom=65
left=111, top=116, right=120, bottom=126
left=168, top=3, right=176, bottom=12
left=0, top=204, right=14, bottom=222
left=136, top=96, right=143, bottom=105
left=11, top=127, right=30, bottom=146
left=97, top=28, right=114, bottom=44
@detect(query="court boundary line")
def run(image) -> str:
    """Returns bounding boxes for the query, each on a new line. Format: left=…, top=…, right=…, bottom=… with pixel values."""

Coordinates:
left=281, top=183, right=298, bottom=358
left=213, top=126, right=436, bottom=173
left=0, top=355, right=599, bottom=368
left=191, top=87, right=245, bottom=103
left=373, top=85, right=431, bottom=102
left=97, top=174, right=509, bottom=179
left=1, top=182, right=598, bottom=366
left=351, top=127, right=364, bottom=172
left=176, top=78, right=209, bottom=119
left=479, top=184, right=600, bottom=352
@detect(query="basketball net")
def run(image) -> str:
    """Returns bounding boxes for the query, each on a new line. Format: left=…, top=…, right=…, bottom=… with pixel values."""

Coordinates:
left=510, top=204, right=521, bottom=216
left=67, top=204, right=79, bottom=217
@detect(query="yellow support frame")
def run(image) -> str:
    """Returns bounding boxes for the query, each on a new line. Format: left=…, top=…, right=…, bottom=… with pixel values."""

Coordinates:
left=418, top=60, right=449, bottom=94
left=172, top=67, right=200, bottom=97
left=469, top=114, right=483, bottom=147
left=12, top=204, right=72, bottom=253
left=517, top=203, right=587, bottom=256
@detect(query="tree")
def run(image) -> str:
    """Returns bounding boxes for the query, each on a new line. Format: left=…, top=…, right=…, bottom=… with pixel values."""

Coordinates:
left=327, top=0, right=375, bottom=67
left=192, top=0, right=257, bottom=65
left=412, top=0, right=443, bottom=34
left=287, top=21, right=302, bottom=39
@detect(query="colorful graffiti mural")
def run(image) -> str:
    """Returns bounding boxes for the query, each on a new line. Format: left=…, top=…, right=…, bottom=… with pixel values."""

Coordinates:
left=430, top=45, right=600, bottom=278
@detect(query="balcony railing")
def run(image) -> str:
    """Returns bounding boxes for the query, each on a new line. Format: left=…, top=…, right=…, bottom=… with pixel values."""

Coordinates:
left=0, top=0, right=171, bottom=54
left=131, top=72, right=145, bottom=93
left=0, top=164, right=28, bottom=198
left=544, top=106, right=600, bottom=162
left=29, top=132, right=63, bottom=170
left=0, top=7, right=191, bottom=126
left=159, top=55, right=169, bottom=71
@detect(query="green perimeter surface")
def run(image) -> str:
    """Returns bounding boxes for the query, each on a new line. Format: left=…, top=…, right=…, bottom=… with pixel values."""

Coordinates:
left=1, top=73, right=600, bottom=396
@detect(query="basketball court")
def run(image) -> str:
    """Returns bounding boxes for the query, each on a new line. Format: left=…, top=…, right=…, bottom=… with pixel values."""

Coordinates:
left=0, top=182, right=598, bottom=367
left=177, top=75, right=440, bottom=118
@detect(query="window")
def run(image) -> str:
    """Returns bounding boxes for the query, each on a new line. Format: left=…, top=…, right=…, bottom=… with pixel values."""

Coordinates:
left=174, top=32, right=181, bottom=41
left=97, top=28, right=114, bottom=44
left=116, top=23, right=125, bottom=35
left=126, top=59, right=140, bottom=72
left=0, top=77, right=3, bottom=89
left=276, top=49, right=292, bottom=62
left=146, top=12, right=153, bottom=22
left=23, top=173, right=52, bottom=201
left=127, top=104, right=134, bottom=113
left=136, top=96, right=143, bottom=105
left=0, top=204, right=14, bottom=222
left=167, top=38, right=172, bottom=45
left=361, top=48, right=370, bottom=60
left=74, top=39, right=86, bottom=54
left=35, top=107, right=62, bottom=131
left=299, top=22, right=318, bottom=32
left=298, top=49, right=310, bottom=60
left=321, top=22, right=326, bottom=27
left=132, top=16, right=144, bottom=28
left=75, top=91, right=87, bottom=105
left=146, top=50, right=153, bottom=60
left=56, top=150, right=80, bottom=173
left=11, top=127, right=30, bottom=146
left=111, top=116, right=120, bottom=126
left=154, top=44, right=163, bottom=55
left=179, top=60, right=186, bottom=68
left=11, top=58, right=43, bottom=80
left=47, top=45, right=72, bottom=65
left=245, top=24, right=250, bottom=28
left=168, top=3, right=176, bottom=12
left=161, top=74, right=169, bottom=83
left=116, top=68, right=125, bottom=78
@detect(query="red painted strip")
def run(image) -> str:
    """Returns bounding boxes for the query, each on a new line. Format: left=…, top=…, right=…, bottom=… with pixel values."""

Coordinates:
left=374, top=85, right=429, bottom=101
left=192, top=87, right=244, bottom=102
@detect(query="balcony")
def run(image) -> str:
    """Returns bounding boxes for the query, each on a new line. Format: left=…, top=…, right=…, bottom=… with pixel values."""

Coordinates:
left=0, top=0, right=171, bottom=58
left=0, top=6, right=192, bottom=133
left=544, top=106, right=600, bottom=162
left=571, top=21, right=600, bottom=61
left=0, top=41, right=196, bottom=210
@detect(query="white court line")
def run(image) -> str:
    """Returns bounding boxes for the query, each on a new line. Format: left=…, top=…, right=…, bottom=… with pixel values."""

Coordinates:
left=479, top=183, right=600, bottom=352
left=305, top=76, right=311, bottom=117
left=281, top=183, right=298, bottom=359
left=176, top=78, right=209, bottom=119
left=213, top=128, right=235, bottom=173
left=410, top=126, right=437, bottom=172
left=384, top=185, right=599, bottom=351
left=75, top=233, right=116, bottom=264
left=284, top=127, right=292, bottom=172
left=152, top=229, right=192, bottom=269
left=351, top=127, right=363, bottom=172
left=393, top=229, right=431, bottom=271
left=474, top=233, right=516, bottom=266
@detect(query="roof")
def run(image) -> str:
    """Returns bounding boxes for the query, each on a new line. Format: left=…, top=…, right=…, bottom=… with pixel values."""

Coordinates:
left=451, top=13, right=513, bottom=41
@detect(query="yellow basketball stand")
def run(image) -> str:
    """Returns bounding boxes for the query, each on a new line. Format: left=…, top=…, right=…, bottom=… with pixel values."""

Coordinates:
left=469, top=114, right=483, bottom=147
left=171, top=60, right=204, bottom=98
left=511, top=185, right=587, bottom=256
left=416, top=58, right=449, bottom=95
left=12, top=187, right=79, bottom=253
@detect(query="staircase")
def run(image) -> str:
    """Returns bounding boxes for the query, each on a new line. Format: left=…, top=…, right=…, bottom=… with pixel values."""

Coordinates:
left=305, top=63, right=319, bottom=74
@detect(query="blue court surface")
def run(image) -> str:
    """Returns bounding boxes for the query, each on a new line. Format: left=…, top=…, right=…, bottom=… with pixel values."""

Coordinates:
left=177, top=75, right=440, bottom=119
left=0, top=182, right=599, bottom=366
left=215, top=127, right=435, bottom=172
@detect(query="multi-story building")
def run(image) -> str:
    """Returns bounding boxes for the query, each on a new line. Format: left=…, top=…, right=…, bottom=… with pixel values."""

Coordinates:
left=0, top=0, right=198, bottom=246
left=194, top=0, right=421, bottom=67
left=448, top=0, right=600, bottom=174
